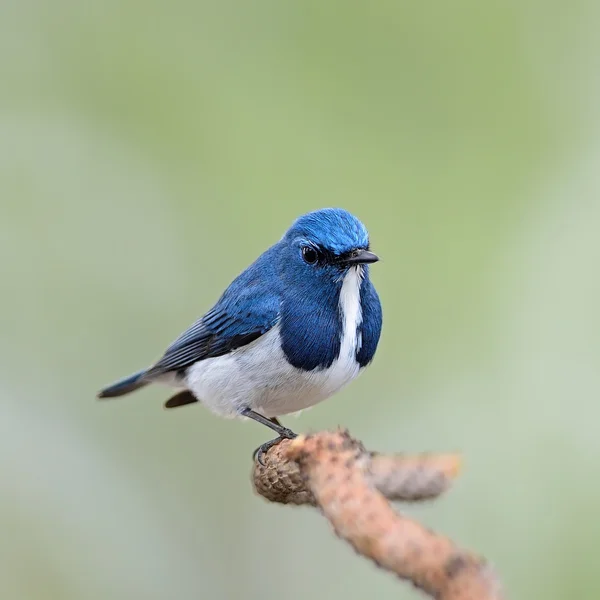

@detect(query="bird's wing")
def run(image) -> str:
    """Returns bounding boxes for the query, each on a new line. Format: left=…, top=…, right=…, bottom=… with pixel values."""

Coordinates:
left=146, top=285, right=280, bottom=376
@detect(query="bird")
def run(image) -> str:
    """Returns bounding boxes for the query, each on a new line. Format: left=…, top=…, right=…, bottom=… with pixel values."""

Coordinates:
left=98, top=208, right=383, bottom=463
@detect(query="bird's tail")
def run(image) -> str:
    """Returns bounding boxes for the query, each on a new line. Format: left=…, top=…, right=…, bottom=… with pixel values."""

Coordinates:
left=97, top=369, right=149, bottom=399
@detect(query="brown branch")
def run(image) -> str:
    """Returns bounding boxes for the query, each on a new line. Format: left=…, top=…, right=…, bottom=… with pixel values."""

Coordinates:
left=252, top=430, right=503, bottom=600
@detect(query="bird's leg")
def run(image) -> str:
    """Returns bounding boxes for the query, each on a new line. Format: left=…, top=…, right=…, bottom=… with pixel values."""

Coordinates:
left=240, top=408, right=297, bottom=465
left=240, top=408, right=296, bottom=438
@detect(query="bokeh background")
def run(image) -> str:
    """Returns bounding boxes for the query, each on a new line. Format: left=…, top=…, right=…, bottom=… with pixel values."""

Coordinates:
left=2, top=1, right=600, bottom=598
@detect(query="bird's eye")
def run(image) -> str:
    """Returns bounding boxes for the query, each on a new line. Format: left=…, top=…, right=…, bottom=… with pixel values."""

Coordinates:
left=301, top=246, right=318, bottom=265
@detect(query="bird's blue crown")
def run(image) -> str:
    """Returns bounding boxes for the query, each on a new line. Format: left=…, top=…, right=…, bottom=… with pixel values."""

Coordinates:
left=284, top=208, right=370, bottom=255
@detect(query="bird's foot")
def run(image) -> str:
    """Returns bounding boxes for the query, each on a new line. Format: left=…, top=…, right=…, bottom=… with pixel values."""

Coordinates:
left=252, top=428, right=297, bottom=466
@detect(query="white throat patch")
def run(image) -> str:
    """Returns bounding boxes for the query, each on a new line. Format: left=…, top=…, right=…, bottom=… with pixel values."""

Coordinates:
left=338, top=265, right=364, bottom=358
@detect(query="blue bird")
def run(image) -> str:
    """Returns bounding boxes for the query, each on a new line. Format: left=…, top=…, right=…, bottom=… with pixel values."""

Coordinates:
left=98, top=208, right=383, bottom=462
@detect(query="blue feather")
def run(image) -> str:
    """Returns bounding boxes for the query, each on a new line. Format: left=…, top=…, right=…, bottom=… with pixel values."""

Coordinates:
left=98, top=369, right=148, bottom=398
left=279, top=273, right=342, bottom=370
left=284, top=208, right=370, bottom=255
left=147, top=246, right=281, bottom=375
left=356, top=271, right=382, bottom=367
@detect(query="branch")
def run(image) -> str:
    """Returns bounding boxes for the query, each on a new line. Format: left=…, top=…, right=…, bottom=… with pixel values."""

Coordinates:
left=252, top=430, right=503, bottom=600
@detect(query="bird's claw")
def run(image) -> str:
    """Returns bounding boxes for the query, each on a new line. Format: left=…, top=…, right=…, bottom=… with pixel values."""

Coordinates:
left=252, top=430, right=297, bottom=466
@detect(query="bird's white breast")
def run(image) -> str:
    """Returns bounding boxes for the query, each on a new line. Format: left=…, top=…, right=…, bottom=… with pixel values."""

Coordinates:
left=185, top=266, right=364, bottom=418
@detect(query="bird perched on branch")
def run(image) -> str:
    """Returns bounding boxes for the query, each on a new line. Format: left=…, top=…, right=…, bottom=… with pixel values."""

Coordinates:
left=98, top=208, right=382, bottom=462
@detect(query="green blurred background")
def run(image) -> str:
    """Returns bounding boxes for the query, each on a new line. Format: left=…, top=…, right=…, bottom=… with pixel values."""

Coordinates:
left=2, top=1, right=600, bottom=598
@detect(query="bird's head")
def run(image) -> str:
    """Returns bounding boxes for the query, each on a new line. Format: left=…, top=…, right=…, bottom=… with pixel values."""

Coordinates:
left=279, top=208, right=379, bottom=287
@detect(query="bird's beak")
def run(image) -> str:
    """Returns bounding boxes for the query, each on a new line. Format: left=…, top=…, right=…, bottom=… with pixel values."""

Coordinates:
left=344, top=249, right=380, bottom=265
